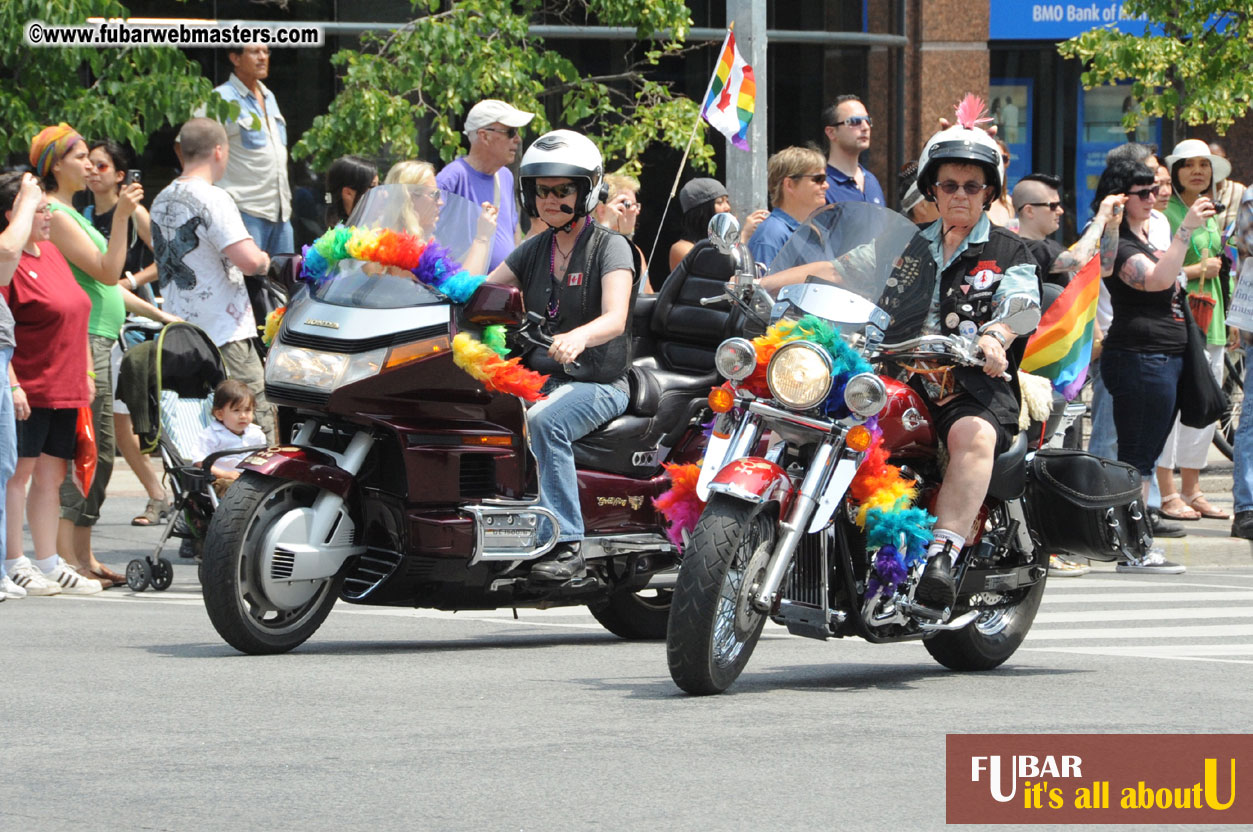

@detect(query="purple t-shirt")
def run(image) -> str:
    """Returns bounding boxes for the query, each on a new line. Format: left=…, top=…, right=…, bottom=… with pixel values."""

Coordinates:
left=435, top=158, right=519, bottom=271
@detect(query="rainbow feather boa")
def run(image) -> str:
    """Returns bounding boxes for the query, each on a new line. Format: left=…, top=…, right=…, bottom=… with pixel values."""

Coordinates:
left=653, top=316, right=934, bottom=595
left=270, top=226, right=546, bottom=401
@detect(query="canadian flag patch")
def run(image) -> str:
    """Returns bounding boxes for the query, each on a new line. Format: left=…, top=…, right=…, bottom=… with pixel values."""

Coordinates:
left=567, top=272, right=584, bottom=286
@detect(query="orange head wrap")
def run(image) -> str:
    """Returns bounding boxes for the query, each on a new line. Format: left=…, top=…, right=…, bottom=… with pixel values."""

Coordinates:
left=29, top=123, right=83, bottom=178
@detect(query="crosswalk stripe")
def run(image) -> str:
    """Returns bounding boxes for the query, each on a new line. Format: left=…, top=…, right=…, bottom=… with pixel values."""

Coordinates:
left=1035, top=606, right=1253, bottom=624
left=1041, top=590, right=1253, bottom=605
left=1025, top=623, right=1253, bottom=641
left=1045, top=579, right=1253, bottom=590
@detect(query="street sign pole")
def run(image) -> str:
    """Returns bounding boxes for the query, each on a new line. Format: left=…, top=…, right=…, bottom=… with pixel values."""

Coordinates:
left=726, top=0, right=767, bottom=218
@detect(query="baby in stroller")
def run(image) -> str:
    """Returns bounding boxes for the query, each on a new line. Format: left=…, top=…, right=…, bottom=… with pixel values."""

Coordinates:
left=193, top=380, right=266, bottom=497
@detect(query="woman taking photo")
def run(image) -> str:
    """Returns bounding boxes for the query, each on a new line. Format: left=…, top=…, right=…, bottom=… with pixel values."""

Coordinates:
left=1154, top=139, right=1231, bottom=522
left=1097, top=159, right=1215, bottom=573
left=32, top=122, right=142, bottom=587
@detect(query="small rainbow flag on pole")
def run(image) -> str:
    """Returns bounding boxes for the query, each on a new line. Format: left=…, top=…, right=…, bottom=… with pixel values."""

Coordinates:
left=701, top=27, right=756, bottom=152
left=1020, top=254, right=1101, bottom=400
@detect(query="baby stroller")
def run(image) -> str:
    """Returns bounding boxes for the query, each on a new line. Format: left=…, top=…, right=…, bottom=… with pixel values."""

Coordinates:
left=116, top=321, right=262, bottom=591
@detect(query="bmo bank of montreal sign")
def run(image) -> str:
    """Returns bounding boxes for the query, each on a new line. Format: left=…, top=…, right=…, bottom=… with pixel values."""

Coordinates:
left=990, top=0, right=1164, bottom=40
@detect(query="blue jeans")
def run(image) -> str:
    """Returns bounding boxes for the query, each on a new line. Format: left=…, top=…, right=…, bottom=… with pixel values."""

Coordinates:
left=0, top=348, right=16, bottom=570
left=1086, top=363, right=1117, bottom=460
left=526, top=380, right=628, bottom=543
left=1233, top=343, right=1253, bottom=513
left=240, top=211, right=294, bottom=256
left=1100, top=348, right=1183, bottom=477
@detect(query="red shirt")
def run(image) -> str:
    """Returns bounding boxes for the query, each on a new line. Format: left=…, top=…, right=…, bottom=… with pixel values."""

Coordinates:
left=0, top=242, right=91, bottom=408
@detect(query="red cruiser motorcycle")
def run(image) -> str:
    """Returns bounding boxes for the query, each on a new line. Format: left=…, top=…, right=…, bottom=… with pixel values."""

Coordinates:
left=200, top=186, right=735, bottom=654
left=667, top=203, right=1058, bottom=695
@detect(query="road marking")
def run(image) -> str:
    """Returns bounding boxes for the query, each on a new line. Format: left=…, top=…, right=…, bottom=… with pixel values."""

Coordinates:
left=1021, top=645, right=1253, bottom=665
left=1035, top=606, right=1253, bottom=624
left=1041, top=590, right=1253, bottom=604
left=1025, top=623, right=1253, bottom=641
left=1045, top=579, right=1253, bottom=590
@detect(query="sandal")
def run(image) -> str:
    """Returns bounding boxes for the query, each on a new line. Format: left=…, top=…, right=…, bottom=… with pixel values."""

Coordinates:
left=131, top=497, right=170, bottom=527
left=1186, top=491, right=1230, bottom=520
left=1159, top=493, right=1202, bottom=521
left=89, top=565, right=126, bottom=589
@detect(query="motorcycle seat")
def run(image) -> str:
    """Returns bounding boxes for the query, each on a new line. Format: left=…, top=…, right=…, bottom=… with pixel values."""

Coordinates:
left=986, top=430, right=1029, bottom=501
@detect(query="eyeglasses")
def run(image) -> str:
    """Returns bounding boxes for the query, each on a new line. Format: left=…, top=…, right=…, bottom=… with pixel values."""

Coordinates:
left=34, top=203, right=52, bottom=216
left=1023, top=201, right=1063, bottom=211
left=480, top=126, right=518, bottom=139
left=935, top=180, right=988, bottom=196
left=92, top=161, right=112, bottom=171
left=534, top=183, right=577, bottom=199
left=1001, top=154, right=1011, bottom=165
left=1126, top=188, right=1158, bottom=201
left=790, top=173, right=827, bottom=185
left=832, top=116, right=873, bottom=129
left=411, top=186, right=440, bottom=201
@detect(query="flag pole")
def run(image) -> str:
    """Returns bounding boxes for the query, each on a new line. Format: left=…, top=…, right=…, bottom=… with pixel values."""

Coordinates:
left=645, top=25, right=733, bottom=274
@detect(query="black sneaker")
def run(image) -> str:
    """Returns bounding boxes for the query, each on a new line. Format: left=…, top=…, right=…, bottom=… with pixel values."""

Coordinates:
left=527, top=542, right=586, bottom=583
left=1232, top=510, right=1253, bottom=541
left=915, top=549, right=957, bottom=611
left=1149, top=509, right=1185, bottom=539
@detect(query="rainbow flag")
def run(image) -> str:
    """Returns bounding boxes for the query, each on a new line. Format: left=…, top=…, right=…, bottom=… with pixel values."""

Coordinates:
left=701, top=28, right=755, bottom=152
left=1020, top=254, right=1100, bottom=400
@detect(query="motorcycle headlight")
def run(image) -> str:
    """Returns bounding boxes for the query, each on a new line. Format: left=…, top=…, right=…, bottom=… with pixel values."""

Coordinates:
left=266, top=343, right=387, bottom=391
left=843, top=372, right=888, bottom=418
left=714, top=337, right=757, bottom=381
left=766, top=342, right=832, bottom=410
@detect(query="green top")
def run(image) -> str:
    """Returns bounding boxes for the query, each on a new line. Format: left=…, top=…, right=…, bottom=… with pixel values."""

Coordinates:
left=47, top=201, right=125, bottom=340
left=1164, top=194, right=1226, bottom=345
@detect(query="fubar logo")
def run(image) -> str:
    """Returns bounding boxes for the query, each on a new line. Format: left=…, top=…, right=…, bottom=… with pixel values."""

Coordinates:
left=947, top=734, right=1251, bottom=824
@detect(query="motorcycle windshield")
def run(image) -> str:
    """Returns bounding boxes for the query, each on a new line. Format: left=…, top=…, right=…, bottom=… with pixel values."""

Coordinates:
left=309, top=184, right=486, bottom=309
left=767, top=202, right=921, bottom=328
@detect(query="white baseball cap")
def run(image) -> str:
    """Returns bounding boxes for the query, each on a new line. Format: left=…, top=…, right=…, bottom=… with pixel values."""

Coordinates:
left=464, top=99, right=535, bottom=137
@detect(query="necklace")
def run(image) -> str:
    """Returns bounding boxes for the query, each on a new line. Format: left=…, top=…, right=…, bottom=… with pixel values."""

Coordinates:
left=547, top=218, right=592, bottom=319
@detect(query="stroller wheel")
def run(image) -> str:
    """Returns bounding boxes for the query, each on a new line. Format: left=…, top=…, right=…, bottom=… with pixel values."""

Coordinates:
left=126, top=559, right=152, bottom=592
left=151, top=558, right=174, bottom=592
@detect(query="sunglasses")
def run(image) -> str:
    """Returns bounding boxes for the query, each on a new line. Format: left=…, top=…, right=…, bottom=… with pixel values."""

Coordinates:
left=790, top=173, right=827, bottom=185
left=935, top=180, right=988, bottom=196
left=832, top=115, right=873, bottom=129
left=535, top=183, right=577, bottom=199
left=92, top=161, right=112, bottom=171
left=1023, top=201, right=1063, bottom=211
left=1001, top=154, right=1011, bottom=165
left=480, top=126, right=518, bottom=139
left=1126, top=188, right=1158, bottom=201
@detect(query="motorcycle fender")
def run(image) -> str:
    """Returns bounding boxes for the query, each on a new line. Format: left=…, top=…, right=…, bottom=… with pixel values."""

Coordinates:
left=807, top=457, right=859, bottom=533
left=237, top=446, right=354, bottom=499
left=707, top=457, right=794, bottom=512
left=696, top=429, right=733, bottom=502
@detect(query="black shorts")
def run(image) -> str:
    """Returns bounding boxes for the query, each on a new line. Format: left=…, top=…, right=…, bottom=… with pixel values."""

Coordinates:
left=931, top=393, right=1016, bottom=456
left=16, top=407, right=77, bottom=460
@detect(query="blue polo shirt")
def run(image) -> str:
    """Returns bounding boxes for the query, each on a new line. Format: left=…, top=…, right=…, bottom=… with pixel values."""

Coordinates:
left=825, top=163, right=885, bottom=206
left=747, top=208, right=800, bottom=268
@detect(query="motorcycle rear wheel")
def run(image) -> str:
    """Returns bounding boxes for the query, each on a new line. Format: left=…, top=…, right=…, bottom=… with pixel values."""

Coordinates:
left=923, top=577, right=1046, bottom=671
left=589, top=587, right=672, bottom=640
left=202, top=472, right=342, bottom=655
left=667, top=497, right=776, bottom=695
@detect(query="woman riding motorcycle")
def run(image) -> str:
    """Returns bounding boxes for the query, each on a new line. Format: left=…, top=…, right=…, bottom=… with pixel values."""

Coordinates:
left=761, top=108, right=1041, bottom=612
left=485, top=130, right=635, bottom=583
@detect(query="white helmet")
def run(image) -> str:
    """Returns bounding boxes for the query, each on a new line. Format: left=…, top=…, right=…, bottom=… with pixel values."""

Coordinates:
left=518, top=129, right=607, bottom=221
left=915, top=95, right=1003, bottom=205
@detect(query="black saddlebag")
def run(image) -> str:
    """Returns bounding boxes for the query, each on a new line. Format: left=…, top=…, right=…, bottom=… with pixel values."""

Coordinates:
left=1025, top=449, right=1152, bottom=562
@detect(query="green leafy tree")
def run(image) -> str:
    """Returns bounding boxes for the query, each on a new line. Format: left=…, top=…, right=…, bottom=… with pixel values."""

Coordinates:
left=1058, top=0, right=1253, bottom=137
left=0, top=0, right=234, bottom=159
left=294, top=0, right=715, bottom=177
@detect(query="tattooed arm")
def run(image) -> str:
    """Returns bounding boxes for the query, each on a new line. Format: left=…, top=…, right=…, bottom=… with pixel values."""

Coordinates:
left=1119, top=199, right=1214, bottom=292
left=1051, top=194, right=1126, bottom=277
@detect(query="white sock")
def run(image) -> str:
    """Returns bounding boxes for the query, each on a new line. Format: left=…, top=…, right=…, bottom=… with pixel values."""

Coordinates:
left=926, top=529, right=966, bottom=560
left=35, top=555, right=59, bottom=574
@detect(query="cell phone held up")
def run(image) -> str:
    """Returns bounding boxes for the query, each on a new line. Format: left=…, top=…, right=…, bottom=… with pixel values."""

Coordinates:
left=124, top=169, right=142, bottom=186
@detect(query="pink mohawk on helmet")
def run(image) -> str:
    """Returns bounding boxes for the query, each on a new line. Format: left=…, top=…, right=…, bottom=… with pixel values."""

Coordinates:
left=954, top=94, right=994, bottom=131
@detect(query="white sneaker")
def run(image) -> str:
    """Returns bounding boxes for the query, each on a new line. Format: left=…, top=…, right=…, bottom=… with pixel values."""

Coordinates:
left=7, top=557, right=62, bottom=596
left=1116, top=546, right=1186, bottom=575
left=44, top=561, right=103, bottom=595
left=0, top=573, right=28, bottom=599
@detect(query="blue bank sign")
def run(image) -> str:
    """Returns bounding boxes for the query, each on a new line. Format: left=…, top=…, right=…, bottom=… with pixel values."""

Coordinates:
left=990, top=0, right=1162, bottom=40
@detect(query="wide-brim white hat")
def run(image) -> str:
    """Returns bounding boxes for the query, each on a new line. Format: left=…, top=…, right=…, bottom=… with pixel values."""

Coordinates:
left=1165, top=138, right=1232, bottom=184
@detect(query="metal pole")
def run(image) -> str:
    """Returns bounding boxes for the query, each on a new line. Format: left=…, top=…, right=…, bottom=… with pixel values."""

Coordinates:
left=726, top=1, right=768, bottom=218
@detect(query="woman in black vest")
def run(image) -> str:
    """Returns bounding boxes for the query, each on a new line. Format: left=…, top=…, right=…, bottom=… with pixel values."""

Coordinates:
left=485, top=130, right=635, bottom=582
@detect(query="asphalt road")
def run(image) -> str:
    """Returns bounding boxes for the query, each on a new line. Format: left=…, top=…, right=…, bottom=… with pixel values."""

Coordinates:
left=4, top=554, right=1253, bottom=832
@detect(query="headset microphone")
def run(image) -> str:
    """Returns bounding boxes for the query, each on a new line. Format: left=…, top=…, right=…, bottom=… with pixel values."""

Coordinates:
left=557, top=204, right=574, bottom=214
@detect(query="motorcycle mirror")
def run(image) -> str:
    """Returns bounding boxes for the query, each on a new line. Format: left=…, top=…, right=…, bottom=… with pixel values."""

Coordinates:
left=463, top=282, right=525, bottom=326
left=707, top=212, right=741, bottom=255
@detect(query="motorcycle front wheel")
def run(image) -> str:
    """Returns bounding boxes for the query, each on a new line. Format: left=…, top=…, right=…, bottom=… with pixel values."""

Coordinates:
left=667, top=496, right=776, bottom=695
left=202, top=472, right=342, bottom=655
left=923, top=577, right=1046, bottom=671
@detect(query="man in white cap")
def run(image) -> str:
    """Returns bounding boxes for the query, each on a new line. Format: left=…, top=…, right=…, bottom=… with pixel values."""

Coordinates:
left=435, top=99, right=536, bottom=271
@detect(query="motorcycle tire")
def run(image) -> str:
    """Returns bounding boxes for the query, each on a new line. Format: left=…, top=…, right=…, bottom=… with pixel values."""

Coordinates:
left=201, top=472, right=342, bottom=655
left=667, top=496, right=776, bottom=695
left=923, top=577, right=1047, bottom=671
left=589, top=588, right=672, bottom=640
